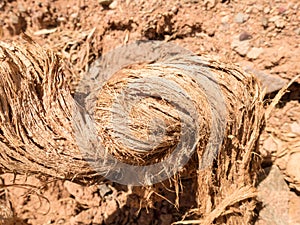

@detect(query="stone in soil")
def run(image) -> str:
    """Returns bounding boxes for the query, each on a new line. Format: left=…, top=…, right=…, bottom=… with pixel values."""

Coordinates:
left=99, top=0, right=113, bottom=6
left=234, top=12, right=249, bottom=24
left=247, top=47, right=264, bottom=60
left=239, top=31, right=252, bottom=41
left=261, top=17, right=268, bottom=29
left=289, top=191, right=300, bottom=225
left=98, top=184, right=112, bottom=197
left=290, top=121, right=300, bottom=135
left=257, top=165, right=289, bottom=225
left=231, top=35, right=250, bottom=56
left=243, top=66, right=286, bottom=93
left=269, top=16, right=286, bottom=29
left=286, top=152, right=300, bottom=192
left=109, top=0, right=118, bottom=9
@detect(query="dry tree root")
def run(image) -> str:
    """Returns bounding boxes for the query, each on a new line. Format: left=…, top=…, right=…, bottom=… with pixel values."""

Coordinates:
left=0, top=37, right=265, bottom=224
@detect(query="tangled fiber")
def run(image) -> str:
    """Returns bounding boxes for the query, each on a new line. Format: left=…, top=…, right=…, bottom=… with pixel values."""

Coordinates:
left=0, top=36, right=94, bottom=180
left=0, top=37, right=265, bottom=224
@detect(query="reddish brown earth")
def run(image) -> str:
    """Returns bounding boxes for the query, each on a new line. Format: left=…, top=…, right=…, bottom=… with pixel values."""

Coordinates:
left=0, top=0, right=299, bottom=224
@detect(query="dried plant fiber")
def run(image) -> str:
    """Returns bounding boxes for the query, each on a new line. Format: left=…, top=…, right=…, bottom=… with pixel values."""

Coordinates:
left=0, top=37, right=265, bottom=224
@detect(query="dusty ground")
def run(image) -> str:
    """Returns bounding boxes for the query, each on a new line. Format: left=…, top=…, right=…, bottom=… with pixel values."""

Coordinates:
left=0, top=0, right=299, bottom=224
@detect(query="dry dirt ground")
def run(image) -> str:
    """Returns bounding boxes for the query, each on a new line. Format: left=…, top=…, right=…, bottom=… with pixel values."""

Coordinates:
left=0, top=0, right=299, bottom=224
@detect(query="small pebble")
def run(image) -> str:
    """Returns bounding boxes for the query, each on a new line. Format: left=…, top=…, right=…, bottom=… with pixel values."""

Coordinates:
left=231, top=36, right=250, bottom=56
left=290, top=122, right=300, bottom=135
left=255, top=4, right=264, bottom=12
left=269, top=15, right=280, bottom=22
left=243, top=67, right=286, bottom=93
left=251, top=7, right=259, bottom=14
left=263, top=7, right=270, bottom=14
left=10, top=14, right=19, bottom=24
left=239, top=31, right=252, bottom=41
left=234, top=12, right=249, bottom=24
left=171, top=6, right=179, bottom=14
left=261, top=17, right=268, bottom=28
left=269, top=15, right=286, bottom=29
left=57, top=17, right=66, bottom=22
left=274, top=18, right=285, bottom=29
left=278, top=6, right=287, bottom=14
left=206, top=27, right=215, bottom=36
left=70, top=13, right=78, bottom=19
left=221, top=15, right=229, bottom=24
left=247, top=47, right=264, bottom=60
left=245, top=7, right=252, bottom=14
left=98, top=184, right=112, bottom=197
left=109, top=1, right=117, bottom=9
left=99, top=0, right=113, bottom=6
left=18, top=4, right=26, bottom=13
